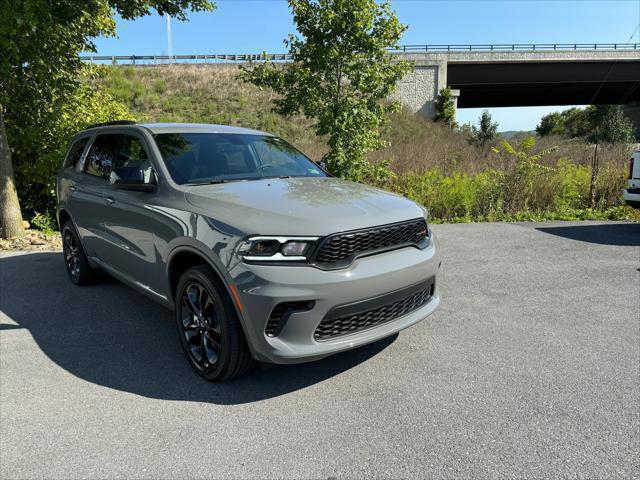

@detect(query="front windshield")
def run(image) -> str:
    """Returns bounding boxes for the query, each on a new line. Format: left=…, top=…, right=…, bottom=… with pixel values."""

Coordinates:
left=154, top=132, right=327, bottom=185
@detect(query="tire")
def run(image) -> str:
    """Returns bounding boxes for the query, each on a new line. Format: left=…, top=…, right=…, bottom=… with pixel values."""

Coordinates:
left=61, top=221, right=102, bottom=286
left=175, top=265, right=255, bottom=381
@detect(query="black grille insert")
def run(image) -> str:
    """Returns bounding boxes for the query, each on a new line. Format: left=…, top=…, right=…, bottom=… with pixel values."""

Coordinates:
left=312, top=219, right=428, bottom=268
left=314, top=279, right=434, bottom=341
left=265, top=301, right=315, bottom=337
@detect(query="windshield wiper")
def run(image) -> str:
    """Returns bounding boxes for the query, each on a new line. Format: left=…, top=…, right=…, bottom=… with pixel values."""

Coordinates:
left=260, top=175, right=292, bottom=180
left=184, top=179, right=228, bottom=186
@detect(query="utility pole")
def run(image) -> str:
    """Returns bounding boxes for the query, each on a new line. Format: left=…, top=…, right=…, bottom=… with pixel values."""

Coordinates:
left=588, top=142, right=599, bottom=208
left=165, top=14, right=174, bottom=63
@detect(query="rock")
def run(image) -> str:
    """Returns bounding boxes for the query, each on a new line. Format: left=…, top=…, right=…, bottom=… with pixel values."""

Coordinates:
left=22, top=220, right=30, bottom=229
left=30, top=237, right=46, bottom=246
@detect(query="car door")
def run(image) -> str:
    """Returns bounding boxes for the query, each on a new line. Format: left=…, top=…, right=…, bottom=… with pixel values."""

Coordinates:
left=71, top=133, right=121, bottom=258
left=99, top=132, right=162, bottom=293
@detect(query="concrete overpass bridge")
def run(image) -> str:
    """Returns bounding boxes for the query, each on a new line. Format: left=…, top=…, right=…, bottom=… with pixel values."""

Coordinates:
left=389, top=44, right=639, bottom=130
left=81, top=43, right=640, bottom=134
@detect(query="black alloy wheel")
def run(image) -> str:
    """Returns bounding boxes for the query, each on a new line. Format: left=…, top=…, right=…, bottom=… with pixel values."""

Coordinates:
left=63, top=227, right=81, bottom=282
left=179, top=281, right=223, bottom=370
left=175, top=265, right=255, bottom=381
left=61, top=222, right=101, bottom=286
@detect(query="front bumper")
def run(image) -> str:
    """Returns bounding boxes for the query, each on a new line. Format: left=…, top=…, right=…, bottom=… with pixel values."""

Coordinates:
left=624, top=188, right=640, bottom=208
left=229, top=230, right=442, bottom=364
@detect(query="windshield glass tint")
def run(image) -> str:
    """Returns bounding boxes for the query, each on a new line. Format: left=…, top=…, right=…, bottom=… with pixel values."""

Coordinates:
left=154, top=133, right=326, bottom=184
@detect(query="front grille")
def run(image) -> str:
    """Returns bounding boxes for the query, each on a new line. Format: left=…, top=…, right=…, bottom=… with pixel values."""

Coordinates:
left=312, top=219, right=428, bottom=268
left=314, top=280, right=434, bottom=341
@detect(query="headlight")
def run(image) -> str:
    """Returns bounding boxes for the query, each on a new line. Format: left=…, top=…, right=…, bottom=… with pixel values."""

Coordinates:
left=238, top=236, right=318, bottom=262
left=281, top=240, right=311, bottom=256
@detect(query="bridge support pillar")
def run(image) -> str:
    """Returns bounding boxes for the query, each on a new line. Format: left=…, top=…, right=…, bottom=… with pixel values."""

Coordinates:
left=622, top=102, right=640, bottom=140
left=392, top=58, right=448, bottom=119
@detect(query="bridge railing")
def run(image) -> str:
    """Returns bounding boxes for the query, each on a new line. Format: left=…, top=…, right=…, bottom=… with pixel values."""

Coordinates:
left=397, top=43, right=639, bottom=52
left=79, top=43, right=639, bottom=64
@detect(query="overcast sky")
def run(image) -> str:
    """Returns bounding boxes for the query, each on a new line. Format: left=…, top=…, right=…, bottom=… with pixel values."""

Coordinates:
left=91, top=0, right=640, bottom=131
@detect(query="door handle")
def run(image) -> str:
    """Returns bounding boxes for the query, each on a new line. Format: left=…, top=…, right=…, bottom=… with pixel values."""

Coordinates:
left=105, top=196, right=115, bottom=205
left=69, top=185, right=77, bottom=192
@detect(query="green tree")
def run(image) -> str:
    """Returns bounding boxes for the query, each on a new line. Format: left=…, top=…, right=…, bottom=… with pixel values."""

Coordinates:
left=560, top=107, right=591, bottom=138
left=0, top=0, right=215, bottom=239
left=587, top=105, right=635, bottom=144
left=240, top=0, right=412, bottom=181
left=14, top=67, right=132, bottom=216
left=472, top=110, right=498, bottom=150
left=434, top=87, right=457, bottom=129
left=535, top=111, right=564, bottom=137
left=537, top=105, right=634, bottom=144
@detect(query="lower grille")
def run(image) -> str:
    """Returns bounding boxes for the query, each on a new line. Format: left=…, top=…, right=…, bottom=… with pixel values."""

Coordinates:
left=314, top=279, right=434, bottom=341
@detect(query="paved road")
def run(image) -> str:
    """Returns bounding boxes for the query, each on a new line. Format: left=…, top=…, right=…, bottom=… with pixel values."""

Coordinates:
left=1, top=221, right=638, bottom=479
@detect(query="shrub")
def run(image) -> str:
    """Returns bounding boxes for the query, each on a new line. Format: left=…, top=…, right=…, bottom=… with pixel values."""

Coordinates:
left=30, top=212, right=57, bottom=234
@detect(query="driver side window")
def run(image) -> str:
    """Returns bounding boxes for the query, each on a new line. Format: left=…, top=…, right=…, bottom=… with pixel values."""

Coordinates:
left=115, top=135, right=153, bottom=183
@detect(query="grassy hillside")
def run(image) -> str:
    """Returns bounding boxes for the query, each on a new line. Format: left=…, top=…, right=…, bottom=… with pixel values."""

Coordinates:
left=95, top=64, right=639, bottom=222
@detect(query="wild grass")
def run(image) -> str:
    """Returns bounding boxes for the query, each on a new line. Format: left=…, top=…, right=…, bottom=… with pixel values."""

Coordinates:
left=93, top=64, right=639, bottom=223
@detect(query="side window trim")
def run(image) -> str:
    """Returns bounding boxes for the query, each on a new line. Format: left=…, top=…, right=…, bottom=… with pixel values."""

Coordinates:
left=63, top=135, right=91, bottom=170
left=77, top=134, right=96, bottom=172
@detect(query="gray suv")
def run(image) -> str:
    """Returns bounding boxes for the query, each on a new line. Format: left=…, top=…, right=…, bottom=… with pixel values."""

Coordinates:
left=56, top=122, right=441, bottom=381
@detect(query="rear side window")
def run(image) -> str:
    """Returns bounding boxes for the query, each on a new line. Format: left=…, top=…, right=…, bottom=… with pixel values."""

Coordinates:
left=85, top=134, right=122, bottom=179
left=64, top=137, right=90, bottom=169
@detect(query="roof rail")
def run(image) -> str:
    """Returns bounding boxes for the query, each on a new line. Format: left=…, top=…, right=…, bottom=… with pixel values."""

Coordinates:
left=86, top=120, right=137, bottom=129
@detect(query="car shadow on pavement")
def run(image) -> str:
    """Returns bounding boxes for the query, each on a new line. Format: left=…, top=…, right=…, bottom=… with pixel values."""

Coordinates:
left=536, top=222, right=640, bottom=246
left=0, top=252, right=396, bottom=404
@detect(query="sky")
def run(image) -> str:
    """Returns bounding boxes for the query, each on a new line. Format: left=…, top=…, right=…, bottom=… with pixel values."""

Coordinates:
left=91, top=0, right=640, bottom=131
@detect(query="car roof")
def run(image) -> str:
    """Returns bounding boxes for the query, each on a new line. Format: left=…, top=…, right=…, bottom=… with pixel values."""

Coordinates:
left=84, top=123, right=273, bottom=136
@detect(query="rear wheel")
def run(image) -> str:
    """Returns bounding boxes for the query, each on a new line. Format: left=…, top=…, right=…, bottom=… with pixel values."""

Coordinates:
left=61, top=222, right=102, bottom=285
left=175, top=265, right=255, bottom=381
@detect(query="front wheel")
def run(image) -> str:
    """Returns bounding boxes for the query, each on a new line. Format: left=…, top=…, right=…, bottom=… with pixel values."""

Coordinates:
left=175, top=265, right=255, bottom=381
left=61, top=222, right=102, bottom=285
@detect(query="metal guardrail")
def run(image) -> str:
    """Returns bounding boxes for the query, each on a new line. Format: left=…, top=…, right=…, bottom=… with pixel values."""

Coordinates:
left=399, top=43, right=640, bottom=51
left=79, top=43, right=639, bottom=64
left=80, top=53, right=295, bottom=63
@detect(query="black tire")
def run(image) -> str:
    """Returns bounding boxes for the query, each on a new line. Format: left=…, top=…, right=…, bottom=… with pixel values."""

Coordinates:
left=61, top=221, right=102, bottom=286
left=175, top=265, right=255, bottom=381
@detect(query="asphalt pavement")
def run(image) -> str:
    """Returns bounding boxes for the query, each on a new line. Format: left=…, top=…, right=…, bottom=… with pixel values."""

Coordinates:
left=1, top=221, right=639, bottom=479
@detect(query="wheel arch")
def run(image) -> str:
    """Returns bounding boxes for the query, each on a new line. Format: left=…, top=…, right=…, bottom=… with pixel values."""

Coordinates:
left=166, top=246, right=245, bottom=324
left=57, top=208, right=72, bottom=232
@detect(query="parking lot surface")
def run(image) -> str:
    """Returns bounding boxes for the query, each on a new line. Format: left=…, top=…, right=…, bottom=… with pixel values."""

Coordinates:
left=1, top=221, right=639, bottom=479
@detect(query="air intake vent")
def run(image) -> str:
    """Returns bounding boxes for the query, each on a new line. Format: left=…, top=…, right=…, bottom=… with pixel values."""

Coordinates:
left=265, top=301, right=315, bottom=337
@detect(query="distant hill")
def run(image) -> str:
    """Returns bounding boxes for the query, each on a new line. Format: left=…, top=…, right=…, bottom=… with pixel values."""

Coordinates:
left=499, top=130, right=536, bottom=139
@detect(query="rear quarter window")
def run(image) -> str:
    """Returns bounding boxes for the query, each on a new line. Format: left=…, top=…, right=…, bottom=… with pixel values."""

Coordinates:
left=63, top=137, right=90, bottom=169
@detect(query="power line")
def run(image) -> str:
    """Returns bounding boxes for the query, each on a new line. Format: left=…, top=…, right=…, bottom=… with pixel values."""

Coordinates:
left=588, top=19, right=640, bottom=105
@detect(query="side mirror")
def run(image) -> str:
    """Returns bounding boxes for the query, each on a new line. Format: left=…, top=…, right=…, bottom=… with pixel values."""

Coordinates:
left=110, top=167, right=156, bottom=192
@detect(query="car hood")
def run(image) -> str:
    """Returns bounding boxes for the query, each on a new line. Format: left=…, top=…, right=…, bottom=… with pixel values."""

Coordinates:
left=183, top=177, right=425, bottom=236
